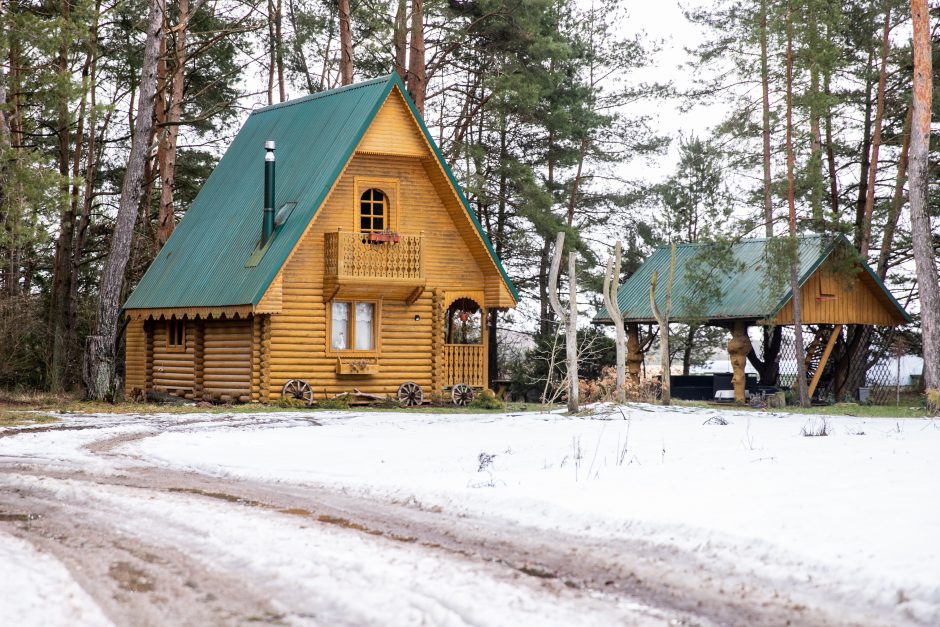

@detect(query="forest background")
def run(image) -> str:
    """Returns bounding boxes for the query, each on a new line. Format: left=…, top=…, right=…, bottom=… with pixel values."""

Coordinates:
left=0, top=0, right=937, bottom=400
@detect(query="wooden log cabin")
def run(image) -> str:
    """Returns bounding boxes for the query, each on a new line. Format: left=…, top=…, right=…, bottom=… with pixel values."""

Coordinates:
left=123, top=75, right=518, bottom=405
left=594, top=235, right=911, bottom=403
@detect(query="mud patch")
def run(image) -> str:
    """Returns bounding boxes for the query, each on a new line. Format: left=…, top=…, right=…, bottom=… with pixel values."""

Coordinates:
left=0, top=511, right=36, bottom=522
left=518, top=564, right=558, bottom=579
left=109, top=560, right=156, bottom=592
left=167, top=487, right=264, bottom=508
left=317, top=514, right=383, bottom=536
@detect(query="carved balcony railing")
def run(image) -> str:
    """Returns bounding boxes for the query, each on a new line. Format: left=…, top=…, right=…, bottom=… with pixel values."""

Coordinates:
left=442, top=343, right=486, bottom=388
left=324, top=231, right=425, bottom=301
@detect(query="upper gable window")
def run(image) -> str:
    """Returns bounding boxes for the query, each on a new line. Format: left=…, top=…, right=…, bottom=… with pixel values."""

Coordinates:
left=360, top=188, right=386, bottom=233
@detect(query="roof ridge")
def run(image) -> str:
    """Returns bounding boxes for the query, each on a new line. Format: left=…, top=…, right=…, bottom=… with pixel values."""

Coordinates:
left=652, top=234, right=832, bottom=250
left=250, top=74, right=392, bottom=116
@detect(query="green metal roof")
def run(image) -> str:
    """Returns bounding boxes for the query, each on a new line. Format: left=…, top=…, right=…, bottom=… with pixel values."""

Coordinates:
left=594, top=234, right=911, bottom=324
left=124, top=74, right=518, bottom=311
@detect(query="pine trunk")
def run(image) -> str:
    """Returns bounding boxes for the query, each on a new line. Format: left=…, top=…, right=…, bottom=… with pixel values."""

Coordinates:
left=785, top=0, right=809, bottom=407
left=860, top=10, right=891, bottom=259
left=909, top=0, right=940, bottom=395
left=877, top=106, right=912, bottom=279
left=393, top=0, right=407, bottom=82
left=407, top=0, right=426, bottom=115
left=47, top=0, right=76, bottom=392
left=157, top=0, right=188, bottom=247
left=83, top=0, right=165, bottom=401
left=759, top=0, right=773, bottom=237
left=338, top=0, right=353, bottom=85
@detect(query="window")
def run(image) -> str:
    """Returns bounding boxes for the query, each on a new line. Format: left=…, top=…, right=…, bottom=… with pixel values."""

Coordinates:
left=167, top=318, right=186, bottom=351
left=359, top=188, right=385, bottom=233
left=330, top=301, right=376, bottom=351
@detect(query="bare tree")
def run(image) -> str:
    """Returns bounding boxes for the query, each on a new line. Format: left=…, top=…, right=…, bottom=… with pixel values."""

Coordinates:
left=548, top=232, right=578, bottom=412
left=649, top=243, right=676, bottom=405
left=338, top=0, right=353, bottom=85
left=603, top=241, right=626, bottom=403
left=83, top=0, right=165, bottom=400
left=909, top=0, right=940, bottom=400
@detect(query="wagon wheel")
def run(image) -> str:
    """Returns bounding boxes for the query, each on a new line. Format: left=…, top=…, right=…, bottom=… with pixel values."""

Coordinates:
left=397, top=381, right=423, bottom=407
left=451, top=383, right=474, bottom=406
left=281, top=379, right=314, bottom=406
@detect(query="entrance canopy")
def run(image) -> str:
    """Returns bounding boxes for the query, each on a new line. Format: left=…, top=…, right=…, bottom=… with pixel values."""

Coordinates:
left=594, top=234, right=910, bottom=327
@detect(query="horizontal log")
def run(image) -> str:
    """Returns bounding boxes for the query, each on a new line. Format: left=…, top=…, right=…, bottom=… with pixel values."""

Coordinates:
left=153, top=366, right=195, bottom=375
left=204, top=339, right=252, bottom=347
left=203, top=374, right=251, bottom=389
left=204, top=368, right=251, bottom=377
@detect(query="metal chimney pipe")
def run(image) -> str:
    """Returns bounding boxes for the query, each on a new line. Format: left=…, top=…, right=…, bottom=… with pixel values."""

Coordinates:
left=262, top=140, right=276, bottom=245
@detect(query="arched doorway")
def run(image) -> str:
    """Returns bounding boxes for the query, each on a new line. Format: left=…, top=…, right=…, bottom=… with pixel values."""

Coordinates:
left=442, top=297, right=487, bottom=388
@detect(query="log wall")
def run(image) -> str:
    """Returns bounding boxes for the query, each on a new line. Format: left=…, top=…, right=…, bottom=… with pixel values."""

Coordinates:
left=125, top=319, right=147, bottom=394
left=773, top=266, right=906, bottom=326
left=263, top=149, right=488, bottom=401
left=203, top=318, right=252, bottom=402
left=152, top=320, right=196, bottom=398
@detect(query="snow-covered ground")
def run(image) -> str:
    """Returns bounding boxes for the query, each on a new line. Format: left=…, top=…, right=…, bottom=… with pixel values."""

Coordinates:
left=2, top=403, right=938, bottom=625
left=131, top=405, right=940, bottom=622
left=0, top=529, right=112, bottom=626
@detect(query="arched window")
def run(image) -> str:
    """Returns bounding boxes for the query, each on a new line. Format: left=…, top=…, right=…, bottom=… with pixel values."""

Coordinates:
left=359, top=188, right=386, bottom=233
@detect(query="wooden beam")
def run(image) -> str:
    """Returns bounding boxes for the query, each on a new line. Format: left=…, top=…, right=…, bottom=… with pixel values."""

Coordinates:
left=808, top=324, right=842, bottom=398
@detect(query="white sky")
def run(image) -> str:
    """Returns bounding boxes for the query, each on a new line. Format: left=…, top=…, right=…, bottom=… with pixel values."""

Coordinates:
left=623, top=0, right=725, bottom=176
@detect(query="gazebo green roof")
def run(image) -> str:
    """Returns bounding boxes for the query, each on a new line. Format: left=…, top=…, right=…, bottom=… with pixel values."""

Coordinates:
left=594, top=234, right=910, bottom=325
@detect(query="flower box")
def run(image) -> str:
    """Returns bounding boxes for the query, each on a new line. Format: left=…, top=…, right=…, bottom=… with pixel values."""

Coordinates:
left=335, top=358, right=379, bottom=375
left=368, top=231, right=400, bottom=244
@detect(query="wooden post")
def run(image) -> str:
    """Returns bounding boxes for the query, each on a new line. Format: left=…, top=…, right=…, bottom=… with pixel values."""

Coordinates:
left=193, top=318, right=204, bottom=400
left=627, top=323, right=642, bottom=385
left=481, top=306, right=489, bottom=389
left=728, top=321, right=752, bottom=404
left=548, top=232, right=578, bottom=412
left=807, top=324, right=842, bottom=398
left=603, top=241, right=626, bottom=402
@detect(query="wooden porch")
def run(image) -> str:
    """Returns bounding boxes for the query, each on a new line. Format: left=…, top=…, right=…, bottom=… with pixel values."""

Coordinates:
left=442, top=343, right=487, bottom=388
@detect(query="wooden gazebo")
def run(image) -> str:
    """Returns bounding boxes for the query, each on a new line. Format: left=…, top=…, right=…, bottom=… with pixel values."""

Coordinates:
left=594, top=235, right=911, bottom=403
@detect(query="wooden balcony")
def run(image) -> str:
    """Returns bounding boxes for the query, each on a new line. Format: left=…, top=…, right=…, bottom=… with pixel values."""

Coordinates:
left=442, top=343, right=486, bottom=388
left=324, top=231, right=426, bottom=301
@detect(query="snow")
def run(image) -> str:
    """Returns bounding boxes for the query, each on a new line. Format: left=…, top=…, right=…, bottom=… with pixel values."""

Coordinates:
left=0, top=473, right=664, bottom=626
left=128, top=404, right=940, bottom=623
left=0, top=530, right=111, bottom=626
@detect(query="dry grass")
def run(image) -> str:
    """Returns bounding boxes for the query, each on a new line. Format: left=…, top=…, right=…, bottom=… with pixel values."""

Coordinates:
left=0, top=410, right=59, bottom=427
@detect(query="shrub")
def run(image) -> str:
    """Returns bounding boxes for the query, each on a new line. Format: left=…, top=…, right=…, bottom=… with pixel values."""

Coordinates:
left=927, top=389, right=940, bottom=415
left=801, top=418, right=829, bottom=437
left=469, top=388, right=504, bottom=410
left=316, top=395, right=351, bottom=409
left=579, top=366, right=660, bottom=403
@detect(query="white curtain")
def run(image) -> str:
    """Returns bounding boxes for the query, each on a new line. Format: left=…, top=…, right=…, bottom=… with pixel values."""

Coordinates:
left=355, top=303, right=374, bottom=350
left=331, top=302, right=349, bottom=350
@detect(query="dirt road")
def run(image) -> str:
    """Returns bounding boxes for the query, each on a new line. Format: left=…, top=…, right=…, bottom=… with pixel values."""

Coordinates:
left=0, top=413, right=906, bottom=626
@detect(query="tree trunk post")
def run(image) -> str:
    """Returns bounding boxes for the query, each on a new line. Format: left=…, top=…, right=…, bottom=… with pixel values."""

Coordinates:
left=627, top=323, right=642, bottom=385
left=603, top=241, right=626, bottom=402
left=728, top=321, right=752, bottom=404
left=649, top=243, right=676, bottom=406
left=547, top=231, right=578, bottom=413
